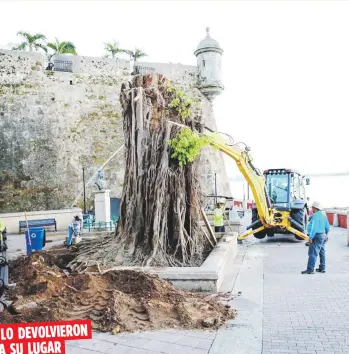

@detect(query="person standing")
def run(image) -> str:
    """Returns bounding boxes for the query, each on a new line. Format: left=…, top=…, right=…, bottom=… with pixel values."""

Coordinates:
left=302, top=201, right=329, bottom=274
left=214, top=202, right=225, bottom=233
left=0, top=219, right=7, bottom=251
left=72, top=215, right=83, bottom=237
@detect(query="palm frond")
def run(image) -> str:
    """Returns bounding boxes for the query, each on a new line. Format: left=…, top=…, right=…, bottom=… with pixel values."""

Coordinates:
left=121, top=49, right=133, bottom=57
left=12, top=42, right=27, bottom=51
left=134, top=48, right=147, bottom=59
left=104, top=41, right=121, bottom=58
left=32, top=34, right=46, bottom=41
left=47, top=39, right=77, bottom=56
left=15, top=31, right=47, bottom=52
left=47, top=42, right=58, bottom=51
left=34, top=43, right=48, bottom=53
left=59, top=41, right=77, bottom=55
left=122, top=48, right=147, bottom=61
left=16, top=31, right=31, bottom=40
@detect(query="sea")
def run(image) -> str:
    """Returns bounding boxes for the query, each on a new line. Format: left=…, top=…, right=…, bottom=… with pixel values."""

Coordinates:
left=230, top=175, right=349, bottom=209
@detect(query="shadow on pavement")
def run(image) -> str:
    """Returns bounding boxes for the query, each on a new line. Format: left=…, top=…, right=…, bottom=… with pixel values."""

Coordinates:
left=260, top=234, right=305, bottom=244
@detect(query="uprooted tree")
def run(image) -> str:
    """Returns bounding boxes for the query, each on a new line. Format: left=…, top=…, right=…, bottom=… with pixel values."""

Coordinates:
left=69, top=74, right=215, bottom=271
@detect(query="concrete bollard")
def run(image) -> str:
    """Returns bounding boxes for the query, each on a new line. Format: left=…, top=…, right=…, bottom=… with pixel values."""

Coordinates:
left=333, top=214, right=339, bottom=227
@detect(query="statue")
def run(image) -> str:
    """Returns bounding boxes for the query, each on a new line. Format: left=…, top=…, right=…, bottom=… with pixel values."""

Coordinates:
left=46, top=62, right=54, bottom=71
left=95, top=169, right=107, bottom=191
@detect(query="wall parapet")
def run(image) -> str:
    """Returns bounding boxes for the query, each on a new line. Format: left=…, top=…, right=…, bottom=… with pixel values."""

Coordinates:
left=0, top=208, right=82, bottom=234
left=324, top=209, right=348, bottom=229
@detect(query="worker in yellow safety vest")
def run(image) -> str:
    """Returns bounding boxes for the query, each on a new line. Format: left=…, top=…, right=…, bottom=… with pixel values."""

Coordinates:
left=213, top=202, right=225, bottom=233
left=0, top=218, right=7, bottom=251
left=0, top=219, right=5, bottom=233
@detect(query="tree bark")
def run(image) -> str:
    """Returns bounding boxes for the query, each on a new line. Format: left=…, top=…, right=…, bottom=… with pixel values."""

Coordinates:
left=69, top=74, right=210, bottom=270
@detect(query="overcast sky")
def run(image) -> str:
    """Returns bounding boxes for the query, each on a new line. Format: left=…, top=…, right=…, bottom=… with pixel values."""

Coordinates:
left=1, top=0, right=348, bottom=206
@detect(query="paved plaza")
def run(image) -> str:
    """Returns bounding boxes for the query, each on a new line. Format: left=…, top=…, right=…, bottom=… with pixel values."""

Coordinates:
left=7, top=227, right=349, bottom=354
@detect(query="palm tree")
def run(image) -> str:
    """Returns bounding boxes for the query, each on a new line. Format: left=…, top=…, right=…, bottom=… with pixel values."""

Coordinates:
left=123, top=48, right=147, bottom=62
left=47, top=38, right=77, bottom=59
left=104, top=41, right=122, bottom=58
left=13, top=31, right=47, bottom=52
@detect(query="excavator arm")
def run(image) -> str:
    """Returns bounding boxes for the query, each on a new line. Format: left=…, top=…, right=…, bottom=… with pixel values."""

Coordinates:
left=167, top=121, right=309, bottom=242
left=203, top=129, right=310, bottom=242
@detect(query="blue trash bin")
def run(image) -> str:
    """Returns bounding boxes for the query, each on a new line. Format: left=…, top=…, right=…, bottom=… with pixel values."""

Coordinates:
left=66, top=225, right=73, bottom=248
left=25, top=227, right=46, bottom=256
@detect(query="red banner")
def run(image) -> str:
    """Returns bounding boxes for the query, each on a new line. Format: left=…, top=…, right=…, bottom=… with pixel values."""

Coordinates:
left=0, top=320, right=92, bottom=354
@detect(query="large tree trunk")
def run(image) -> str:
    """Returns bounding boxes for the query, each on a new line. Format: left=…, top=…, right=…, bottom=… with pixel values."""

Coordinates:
left=69, top=74, right=210, bottom=270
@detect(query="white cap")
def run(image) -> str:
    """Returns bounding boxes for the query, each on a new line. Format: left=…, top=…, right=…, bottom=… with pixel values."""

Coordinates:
left=312, top=201, right=322, bottom=210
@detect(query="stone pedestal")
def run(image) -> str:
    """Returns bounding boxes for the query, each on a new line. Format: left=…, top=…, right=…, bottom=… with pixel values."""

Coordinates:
left=229, top=209, right=240, bottom=222
left=94, top=190, right=111, bottom=223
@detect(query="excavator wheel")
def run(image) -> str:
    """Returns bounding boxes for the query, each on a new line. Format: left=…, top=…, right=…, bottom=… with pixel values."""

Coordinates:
left=291, top=208, right=308, bottom=240
left=266, top=230, right=275, bottom=237
left=252, top=208, right=266, bottom=239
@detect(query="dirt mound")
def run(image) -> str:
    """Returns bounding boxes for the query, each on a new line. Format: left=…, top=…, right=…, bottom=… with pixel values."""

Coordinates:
left=8, top=250, right=71, bottom=298
left=105, top=271, right=184, bottom=301
left=3, top=249, right=235, bottom=333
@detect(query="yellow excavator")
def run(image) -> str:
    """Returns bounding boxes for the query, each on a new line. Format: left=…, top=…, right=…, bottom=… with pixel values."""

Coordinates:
left=202, top=127, right=311, bottom=242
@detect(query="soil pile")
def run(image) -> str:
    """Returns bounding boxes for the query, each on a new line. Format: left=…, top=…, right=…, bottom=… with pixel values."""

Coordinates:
left=1, top=248, right=235, bottom=333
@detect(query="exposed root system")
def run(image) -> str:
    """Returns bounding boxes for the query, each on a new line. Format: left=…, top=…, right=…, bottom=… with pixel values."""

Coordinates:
left=69, top=74, right=211, bottom=271
left=2, top=250, right=235, bottom=333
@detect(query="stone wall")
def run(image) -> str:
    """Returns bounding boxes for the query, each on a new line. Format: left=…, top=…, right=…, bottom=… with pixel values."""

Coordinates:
left=0, top=50, right=231, bottom=213
left=0, top=50, right=128, bottom=212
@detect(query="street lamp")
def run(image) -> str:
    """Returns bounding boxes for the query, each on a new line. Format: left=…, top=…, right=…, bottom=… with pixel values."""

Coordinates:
left=82, top=167, right=86, bottom=214
left=214, top=173, right=217, bottom=204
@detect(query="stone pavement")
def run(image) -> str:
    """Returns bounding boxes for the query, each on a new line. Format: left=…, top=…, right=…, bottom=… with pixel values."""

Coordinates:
left=7, top=227, right=349, bottom=353
left=261, top=228, right=349, bottom=354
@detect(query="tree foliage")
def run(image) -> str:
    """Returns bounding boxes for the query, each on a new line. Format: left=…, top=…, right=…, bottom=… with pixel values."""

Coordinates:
left=168, top=128, right=212, bottom=167
left=167, top=86, right=194, bottom=121
left=11, top=31, right=149, bottom=60
left=13, top=31, right=47, bottom=52
left=104, top=41, right=122, bottom=58
left=47, top=38, right=77, bottom=58
left=123, top=48, right=147, bottom=62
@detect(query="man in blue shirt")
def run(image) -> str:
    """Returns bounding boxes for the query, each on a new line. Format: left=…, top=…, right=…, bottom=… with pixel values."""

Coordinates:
left=302, top=201, right=330, bottom=274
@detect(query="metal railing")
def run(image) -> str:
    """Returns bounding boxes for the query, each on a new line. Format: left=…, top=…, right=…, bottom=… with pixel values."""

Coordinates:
left=53, top=60, right=73, bottom=73
left=83, top=220, right=117, bottom=232
left=133, top=65, right=155, bottom=75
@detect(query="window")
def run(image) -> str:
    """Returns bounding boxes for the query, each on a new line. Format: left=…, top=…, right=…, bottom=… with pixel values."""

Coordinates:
left=266, top=174, right=289, bottom=203
left=299, top=177, right=305, bottom=200
left=202, top=60, right=205, bottom=67
left=292, top=174, right=300, bottom=200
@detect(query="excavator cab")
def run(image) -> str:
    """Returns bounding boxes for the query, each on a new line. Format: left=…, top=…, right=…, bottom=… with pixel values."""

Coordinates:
left=251, top=169, right=310, bottom=239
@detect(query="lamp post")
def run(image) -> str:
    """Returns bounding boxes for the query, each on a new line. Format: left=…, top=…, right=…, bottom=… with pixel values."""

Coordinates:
left=214, top=173, right=217, bottom=205
left=82, top=167, right=86, bottom=214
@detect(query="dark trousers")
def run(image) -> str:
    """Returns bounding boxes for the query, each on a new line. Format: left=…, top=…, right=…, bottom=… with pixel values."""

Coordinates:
left=215, top=226, right=225, bottom=232
left=307, top=233, right=326, bottom=272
